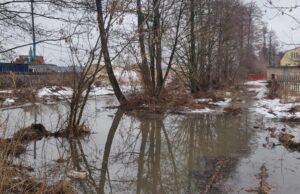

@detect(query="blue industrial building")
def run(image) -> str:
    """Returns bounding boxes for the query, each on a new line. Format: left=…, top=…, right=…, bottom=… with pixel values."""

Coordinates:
left=0, top=63, right=29, bottom=73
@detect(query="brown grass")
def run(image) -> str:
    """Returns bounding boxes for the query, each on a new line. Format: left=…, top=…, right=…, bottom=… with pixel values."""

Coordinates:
left=258, top=164, right=271, bottom=194
left=0, top=139, right=26, bottom=157
left=124, top=89, right=201, bottom=114
left=280, top=117, right=300, bottom=123
left=288, top=106, right=300, bottom=113
left=279, top=133, right=300, bottom=150
left=224, top=104, right=243, bottom=115
left=12, top=124, right=49, bottom=143
left=0, top=134, right=75, bottom=194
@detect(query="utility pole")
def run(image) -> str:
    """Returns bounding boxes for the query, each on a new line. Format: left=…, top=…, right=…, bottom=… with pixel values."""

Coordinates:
left=31, top=0, right=36, bottom=61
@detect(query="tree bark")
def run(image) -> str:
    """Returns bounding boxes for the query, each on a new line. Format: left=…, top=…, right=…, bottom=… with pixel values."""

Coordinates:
left=137, top=0, right=152, bottom=92
left=190, top=0, right=198, bottom=93
left=95, top=0, right=127, bottom=105
left=153, top=0, right=163, bottom=89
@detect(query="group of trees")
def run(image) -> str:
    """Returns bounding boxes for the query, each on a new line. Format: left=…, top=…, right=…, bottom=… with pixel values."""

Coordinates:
left=1, top=0, right=274, bottom=92
left=0, top=0, right=284, bottom=134
left=183, top=1, right=264, bottom=92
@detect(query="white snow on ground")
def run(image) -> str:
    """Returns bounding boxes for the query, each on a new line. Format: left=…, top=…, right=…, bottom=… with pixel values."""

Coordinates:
left=3, top=98, right=15, bottom=106
left=246, top=80, right=300, bottom=119
left=180, top=107, right=217, bottom=114
left=37, top=85, right=135, bottom=98
left=89, top=86, right=114, bottom=96
left=195, top=98, right=232, bottom=106
left=115, top=70, right=139, bottom=83
left=246, top=80, right=268, bottom=99
left=195, top=98, right=212, bottom=103
left=189, top=108, right=216, bottom=114
left=0, top=90, right=13, bottom=94
left=209, top=98, right=232, bottom=106
left=37, top=86, right=73, bottom=98
left=181, top=98, right=232, bottom=114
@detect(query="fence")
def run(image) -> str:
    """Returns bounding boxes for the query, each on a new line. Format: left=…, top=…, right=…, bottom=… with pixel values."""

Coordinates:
left=247, top=73, right=266, bottom=81
left=276, top=75, right=300, bottom=93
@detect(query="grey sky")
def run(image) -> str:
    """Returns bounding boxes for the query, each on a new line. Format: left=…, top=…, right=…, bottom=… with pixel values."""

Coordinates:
left=255, top=0, right=300, bottom=49
left=2, top=0, right=300, bottom=64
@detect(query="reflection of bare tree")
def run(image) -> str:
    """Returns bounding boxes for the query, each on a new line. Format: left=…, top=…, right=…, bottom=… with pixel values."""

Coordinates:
left=64, top=111, right=252, bottom=194
left=98, top=109, right=124, bottom=194
left=136, top=117, right=180, bottom=194
left=174, top=113, right=251, bottom=193
left=67, top=108, right=124, bottom=194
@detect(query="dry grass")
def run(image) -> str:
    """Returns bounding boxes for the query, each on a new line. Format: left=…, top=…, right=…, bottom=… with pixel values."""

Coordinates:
left=258, top=164, right=271, bottom=194
left=46, top=73, right=80, bottom=88
left=288, top=105, right=300, bottom=113
left=12, top=124, right=49, bottom=142
left=279, top=133, right=300, bottom=150
left=124, top=89, right=200, bottom=114
left=51, top=124, right=91, bottom=138
left=0, top=139, right=26, bottom=157
left=280, top=117, right=300, bottom=123
left=224, top=104, right=243, bottom=115
left=0, top=133, right=75, bottom=194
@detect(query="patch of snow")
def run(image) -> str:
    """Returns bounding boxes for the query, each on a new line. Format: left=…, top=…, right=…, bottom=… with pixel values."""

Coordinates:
left=0, top=90, right=13, bottom=94
left=181, top=107, right=216, bottom=114
left=89, top=86, right=114, bottom=96
left=245, top=80, right=268, bottom=99
left=3, top=98, right=15, bottom=106
left=37, top=86, right=73, bottom=98
left=209, top=98, right=232, bottom=107
left=195, top=98, right=212, bottom=103
left=195, top=98, right=232, bottom=107
left=190, top=107, right=216, bottom=113
left=245, top=80, right=268, bottom=87
left=37, top=84, right=138, bottom=99
left=247, top=80, right=300, bottom=119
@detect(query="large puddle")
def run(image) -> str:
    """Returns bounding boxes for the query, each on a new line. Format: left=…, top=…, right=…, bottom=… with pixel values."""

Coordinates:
left=1, top=96, right=300, bottom=193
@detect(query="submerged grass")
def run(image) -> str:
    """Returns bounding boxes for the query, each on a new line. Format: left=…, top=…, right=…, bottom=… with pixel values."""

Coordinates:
left=0, top=122, right=81, bottom=193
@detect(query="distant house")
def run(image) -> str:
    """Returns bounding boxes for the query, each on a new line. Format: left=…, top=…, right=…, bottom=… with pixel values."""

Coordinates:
left=280, top=47, right=300, bottom=67
left=29, top=64, right=82, bottom=73
left=15, top=55, right=45, bottom=65
left=267, top=47, right=300, bottom=80
left=0, top=62, right=28, bottom=73
left=29, top=64, right=63, bottom=73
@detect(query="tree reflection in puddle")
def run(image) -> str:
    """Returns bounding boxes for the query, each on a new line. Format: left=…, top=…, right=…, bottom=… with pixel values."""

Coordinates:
left=0, top=101, right=253, bottom=194
left=63, top=110, right=252, bottom=194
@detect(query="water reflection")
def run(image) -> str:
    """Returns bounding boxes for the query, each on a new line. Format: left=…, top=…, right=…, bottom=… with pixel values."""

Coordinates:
left=63, top=111, right=251, bottom=193
left=0, top=100, right=253, bottom=194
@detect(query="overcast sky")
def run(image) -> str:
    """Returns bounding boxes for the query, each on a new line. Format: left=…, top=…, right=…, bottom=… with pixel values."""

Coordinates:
left=255, top=0, right=300, bottom=49
left=2, top=0, right=300, bottom=65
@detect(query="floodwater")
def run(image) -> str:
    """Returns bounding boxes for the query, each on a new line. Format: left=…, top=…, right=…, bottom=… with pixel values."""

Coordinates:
left=1, top=96, right=300, bottom=194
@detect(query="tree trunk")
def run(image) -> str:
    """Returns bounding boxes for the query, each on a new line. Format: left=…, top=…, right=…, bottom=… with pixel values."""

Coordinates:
left=95, top=0, right=127, bottom=105
left=153, top=0, right=163, bottom=89
left=137, top=0, right=152, bottom=91
left=190, top=0, right=198, bottom=93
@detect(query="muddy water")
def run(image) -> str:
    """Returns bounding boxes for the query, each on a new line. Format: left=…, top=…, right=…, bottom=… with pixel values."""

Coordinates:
left=224, top=113, right=300, bottom=194
left=0, top=96, right=299, bottom=193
